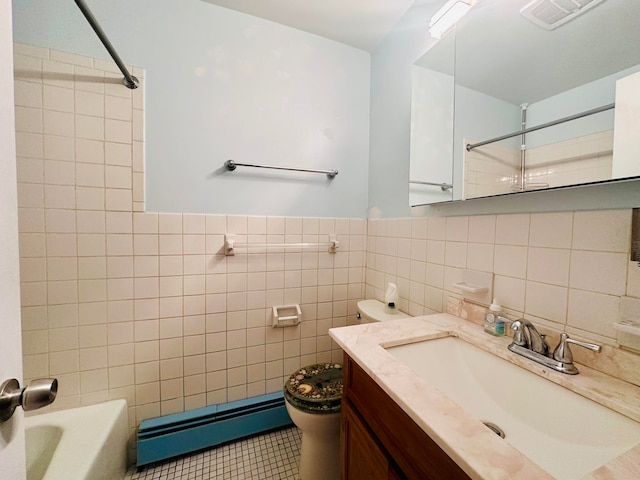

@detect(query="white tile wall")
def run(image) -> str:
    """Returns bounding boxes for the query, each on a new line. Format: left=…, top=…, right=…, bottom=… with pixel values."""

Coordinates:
left=14, top=44, right=640, bottom=462
left=463, top=140, right=518, bottom=198
left=366, top=212, right=640, bottom=350
left=14, top=45, right=365, bottom=458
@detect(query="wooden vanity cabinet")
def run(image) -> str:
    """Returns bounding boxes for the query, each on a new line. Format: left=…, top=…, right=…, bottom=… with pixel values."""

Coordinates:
left=341, top=353, right=470, bottom=480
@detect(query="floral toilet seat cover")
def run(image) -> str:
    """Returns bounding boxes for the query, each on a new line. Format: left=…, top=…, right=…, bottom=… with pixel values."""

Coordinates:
left=284, top=363, right=343, bottom=414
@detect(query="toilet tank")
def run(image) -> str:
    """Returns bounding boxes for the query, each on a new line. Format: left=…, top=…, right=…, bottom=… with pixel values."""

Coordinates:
left=357, top=299, right=410, bottom=323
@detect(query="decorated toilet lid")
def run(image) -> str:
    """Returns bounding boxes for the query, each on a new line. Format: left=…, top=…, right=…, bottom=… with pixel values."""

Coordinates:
left=284, top=363, right=343, bottom=414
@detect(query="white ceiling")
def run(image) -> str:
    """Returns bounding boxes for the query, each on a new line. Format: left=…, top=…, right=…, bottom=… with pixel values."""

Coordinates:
left=200, top=0, right=418, bottom=52
left=199, top=0, right=640, bottom=105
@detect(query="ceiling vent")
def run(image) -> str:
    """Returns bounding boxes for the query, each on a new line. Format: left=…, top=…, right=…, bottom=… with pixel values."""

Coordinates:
left=520, top=0, right=607, bottom=30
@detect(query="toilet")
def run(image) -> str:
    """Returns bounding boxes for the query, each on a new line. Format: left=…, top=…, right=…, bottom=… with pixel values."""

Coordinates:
left=284, top=299, right=410, bottom=480
left=284, top=363, right=343, bottom=480
left=356, top=298, right=410, bottom=323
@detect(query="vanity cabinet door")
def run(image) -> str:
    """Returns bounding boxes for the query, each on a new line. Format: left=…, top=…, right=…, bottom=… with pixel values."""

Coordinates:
left=342, top=353, right=471, bottom=480
left=342, top=402, right=393, bottom=480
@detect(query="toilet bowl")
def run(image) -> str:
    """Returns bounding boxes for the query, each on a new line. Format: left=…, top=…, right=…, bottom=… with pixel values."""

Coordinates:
left=284, top=301, right=409, bottom=479
left=284, top=363, right=342, bottom=480
left=356, top=298, right=410, bottom=323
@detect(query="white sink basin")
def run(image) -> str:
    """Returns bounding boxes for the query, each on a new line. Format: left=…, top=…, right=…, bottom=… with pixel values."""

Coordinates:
left=387, top=335, right=640, bottom=480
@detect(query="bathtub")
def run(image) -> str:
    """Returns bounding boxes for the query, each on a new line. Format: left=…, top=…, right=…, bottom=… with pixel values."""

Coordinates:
left=24, top=399, right=128, bottom=480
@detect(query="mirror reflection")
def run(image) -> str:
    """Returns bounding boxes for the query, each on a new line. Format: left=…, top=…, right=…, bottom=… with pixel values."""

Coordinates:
left=410, top=0, right=640, bottom=206
left=409, top=31, right=455, bottom=205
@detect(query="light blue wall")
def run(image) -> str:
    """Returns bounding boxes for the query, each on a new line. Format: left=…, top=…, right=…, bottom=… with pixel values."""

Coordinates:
left=13, top=1, right=640, bottom=219
left=368, top=3, right=436, bottom=218
left=12, top=0, right=371, bottom=218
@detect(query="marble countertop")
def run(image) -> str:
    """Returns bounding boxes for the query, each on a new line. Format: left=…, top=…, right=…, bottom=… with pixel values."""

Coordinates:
left=329, top=313, right=640, bottom=480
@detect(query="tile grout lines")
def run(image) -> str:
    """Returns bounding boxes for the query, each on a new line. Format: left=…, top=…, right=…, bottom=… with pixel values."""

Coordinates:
left=125, top=426, right=302, bottom=480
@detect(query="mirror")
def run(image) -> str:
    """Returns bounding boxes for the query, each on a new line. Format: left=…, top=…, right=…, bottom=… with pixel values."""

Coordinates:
left=409, top=27, right=456, bottom=205
left=410, top=0, right=640, bottom=206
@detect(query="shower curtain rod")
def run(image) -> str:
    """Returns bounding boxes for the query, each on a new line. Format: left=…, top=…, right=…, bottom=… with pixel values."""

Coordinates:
left=74, top=0, right=138, bottom=89
left=466, top=103, right=615, bottom=152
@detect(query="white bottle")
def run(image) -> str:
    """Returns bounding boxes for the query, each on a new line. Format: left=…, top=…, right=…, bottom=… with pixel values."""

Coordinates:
left=384, top=283, right=399, bottom=313
left=484, top=298, right=504, bottom=336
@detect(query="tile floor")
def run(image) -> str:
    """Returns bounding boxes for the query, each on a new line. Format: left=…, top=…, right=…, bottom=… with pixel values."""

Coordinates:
left=125, top=427, right=302, bottom=480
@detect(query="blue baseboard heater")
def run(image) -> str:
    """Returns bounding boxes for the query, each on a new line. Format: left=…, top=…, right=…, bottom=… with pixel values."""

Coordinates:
left=137, top=391, right=293, bottom=467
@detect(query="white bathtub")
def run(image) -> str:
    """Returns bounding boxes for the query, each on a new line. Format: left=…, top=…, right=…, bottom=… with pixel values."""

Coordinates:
left=24, top=400, right=128, bottom=480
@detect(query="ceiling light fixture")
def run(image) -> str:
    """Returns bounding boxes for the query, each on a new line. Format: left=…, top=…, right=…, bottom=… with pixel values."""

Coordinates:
left=429, top=0, right=476, bottom=39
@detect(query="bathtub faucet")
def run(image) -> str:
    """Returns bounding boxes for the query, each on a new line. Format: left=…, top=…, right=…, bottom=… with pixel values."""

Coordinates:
left=0, top=377, right=58, bottom=422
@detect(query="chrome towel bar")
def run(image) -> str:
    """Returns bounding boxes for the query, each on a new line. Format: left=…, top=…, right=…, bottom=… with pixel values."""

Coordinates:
left=224, top=160, right=338, bottom=179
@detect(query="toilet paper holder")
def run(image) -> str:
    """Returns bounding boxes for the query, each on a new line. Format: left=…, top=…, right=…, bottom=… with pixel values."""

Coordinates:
left=272, top=305, right=302, bottom=327
left=0, top=377, right=58, bottom=422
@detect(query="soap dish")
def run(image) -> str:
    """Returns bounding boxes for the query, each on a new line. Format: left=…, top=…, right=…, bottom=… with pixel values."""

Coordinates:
left=613, top=321, right=640, bottom=336
left=452, top=282, right=489, bottom=294
left=451, top=269, right=493, bottom=303
left=613, top=321, right=640, bottom=352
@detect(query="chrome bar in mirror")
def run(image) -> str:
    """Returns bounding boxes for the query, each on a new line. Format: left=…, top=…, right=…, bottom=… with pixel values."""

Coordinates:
left=465, top=103, right=615, bottom=152
left=409, top=180, right=453, bottom=192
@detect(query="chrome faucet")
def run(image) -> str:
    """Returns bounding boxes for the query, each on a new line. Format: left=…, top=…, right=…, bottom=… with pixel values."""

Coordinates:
left=511, top=318, right=549, bottom=356
left=508, top=320, right=601, bottom=375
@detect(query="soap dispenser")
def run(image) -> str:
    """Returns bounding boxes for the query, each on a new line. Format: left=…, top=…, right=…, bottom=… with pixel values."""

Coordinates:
left=484, top=299, right=504, bottom=336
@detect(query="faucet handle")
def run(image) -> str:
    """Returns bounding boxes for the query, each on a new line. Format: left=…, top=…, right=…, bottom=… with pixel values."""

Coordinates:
left=553, top=333, right=601, bottom=363
left=539, top=333, right=550, bottom=356
left=510, top=320, right=526, bottom=346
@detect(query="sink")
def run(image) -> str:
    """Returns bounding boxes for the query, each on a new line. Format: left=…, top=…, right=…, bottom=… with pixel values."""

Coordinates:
left=386, top=335, right=640, bottom=480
